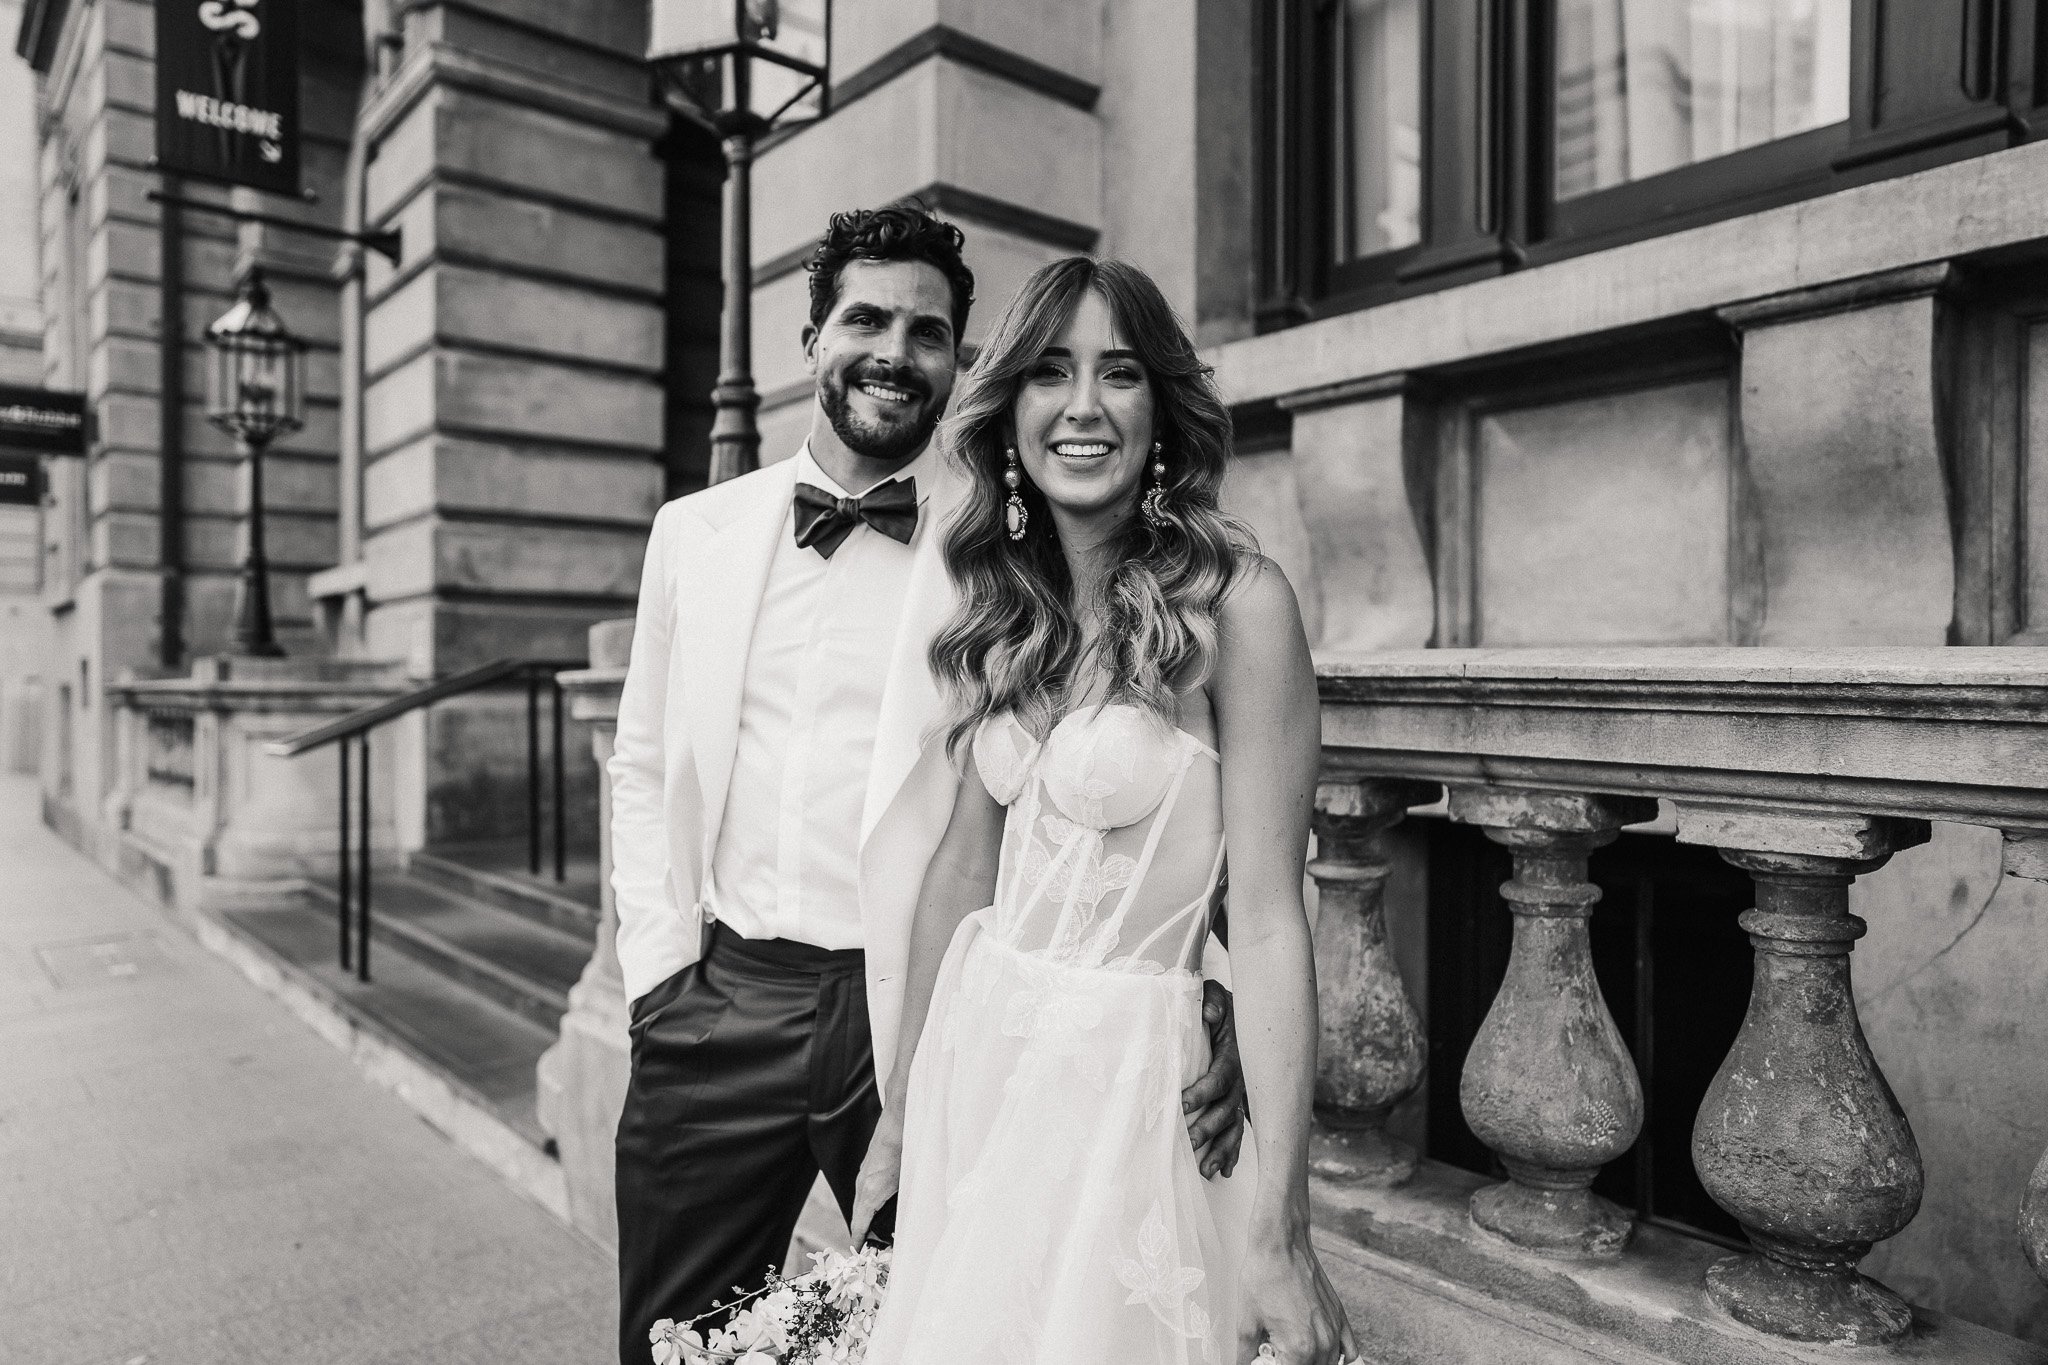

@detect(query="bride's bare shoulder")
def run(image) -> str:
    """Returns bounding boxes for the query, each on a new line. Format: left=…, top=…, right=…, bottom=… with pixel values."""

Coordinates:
left=1218, top=554, right=1306, bottom=642
left=1209, top=554, right=1317, bottom=739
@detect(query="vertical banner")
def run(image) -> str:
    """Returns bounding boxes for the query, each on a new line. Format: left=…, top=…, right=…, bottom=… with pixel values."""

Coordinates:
left=154, top=0, right=301, bottom=196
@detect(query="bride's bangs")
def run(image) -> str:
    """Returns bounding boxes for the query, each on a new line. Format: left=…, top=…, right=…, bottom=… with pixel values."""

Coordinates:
left=930, top=258, right=1255, bottom=757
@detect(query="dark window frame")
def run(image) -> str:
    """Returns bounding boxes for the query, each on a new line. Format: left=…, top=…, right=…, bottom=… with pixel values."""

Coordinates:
left=1258, top=0, right=2048, bottom=329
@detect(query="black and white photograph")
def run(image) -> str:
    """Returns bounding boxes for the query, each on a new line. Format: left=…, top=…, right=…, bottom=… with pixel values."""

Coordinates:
left=1, top=2, right=2046, bottom=1363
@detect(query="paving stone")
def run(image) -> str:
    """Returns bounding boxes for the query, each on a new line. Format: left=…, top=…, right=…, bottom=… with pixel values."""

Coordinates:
left=0, top=775, right=611, bottom=1365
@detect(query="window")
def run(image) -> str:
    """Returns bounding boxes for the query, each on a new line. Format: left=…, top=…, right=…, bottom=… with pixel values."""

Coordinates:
left=1259, top=0, right=2048, bottom=324
left=1553, top=0, right=1851, bottom=200
left=1332, top=0, right=1427, bottom=259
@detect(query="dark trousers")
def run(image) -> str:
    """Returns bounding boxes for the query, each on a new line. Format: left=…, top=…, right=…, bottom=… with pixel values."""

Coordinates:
left=615, top=922, right=892, bottom=1364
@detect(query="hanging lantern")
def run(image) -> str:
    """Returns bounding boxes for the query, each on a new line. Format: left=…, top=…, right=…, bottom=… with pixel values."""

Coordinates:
left=205, top=268, right=306, bottom=447
left=649, top=0, right=832, bottom=133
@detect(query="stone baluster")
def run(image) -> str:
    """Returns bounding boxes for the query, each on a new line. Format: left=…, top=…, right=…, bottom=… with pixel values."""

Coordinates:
left=2000, top=831, right=2048, bottom=1285
left=1449, top=787, right=1656, bottom=1257
left=1675, top=806, right=1930, bottom=1345
left=1308, top=777, right=1440, bottom=1185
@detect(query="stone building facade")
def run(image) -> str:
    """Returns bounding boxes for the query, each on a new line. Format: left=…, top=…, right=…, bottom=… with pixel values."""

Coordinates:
left=0, top=0, right=48, bottom=773
left=11, top=0, right=2048, bottom=1352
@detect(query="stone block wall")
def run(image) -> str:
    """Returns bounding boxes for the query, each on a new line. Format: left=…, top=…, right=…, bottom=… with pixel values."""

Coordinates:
left=19, top=0, right=364, bottom=849
left=353, top=0, right=665, bottom=845
left=357, top=0, right=665, bottom=680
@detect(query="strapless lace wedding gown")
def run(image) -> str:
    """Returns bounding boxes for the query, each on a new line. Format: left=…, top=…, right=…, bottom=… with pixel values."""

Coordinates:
left=866, top=704, right=1254, bottom=1365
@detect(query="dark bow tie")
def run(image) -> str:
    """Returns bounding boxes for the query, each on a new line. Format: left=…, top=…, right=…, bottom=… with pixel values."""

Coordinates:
left=792, top=477, right=919, bottom=559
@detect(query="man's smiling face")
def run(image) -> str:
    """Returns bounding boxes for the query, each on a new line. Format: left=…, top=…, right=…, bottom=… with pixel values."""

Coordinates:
left=804, top=258, right=960, bottom=474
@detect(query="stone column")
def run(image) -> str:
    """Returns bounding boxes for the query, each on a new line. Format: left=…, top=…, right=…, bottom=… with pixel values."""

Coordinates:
left=1308, top=777, right=1438, bottom=1185
left=1676, top=806, right=1931, bottom=1345
left=356, top=0, right=666, bottom=849
left=1449, top=787, right=1655, bottom=1257
left=535, top=617, right=632, bottom=1252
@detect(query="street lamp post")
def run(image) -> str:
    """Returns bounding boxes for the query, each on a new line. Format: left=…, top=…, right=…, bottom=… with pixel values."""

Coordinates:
left=650, top=0, right=832, bottom=486
left=205, top=268, right=306, bottom=658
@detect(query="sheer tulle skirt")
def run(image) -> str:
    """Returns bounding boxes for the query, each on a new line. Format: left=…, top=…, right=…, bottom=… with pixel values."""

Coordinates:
left=867, top=909, right=1254, bottom=1365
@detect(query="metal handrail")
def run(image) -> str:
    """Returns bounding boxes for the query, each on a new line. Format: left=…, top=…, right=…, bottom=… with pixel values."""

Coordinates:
left=265, top=657, right=584, bottom=757
left=266, top=657, right=586, bottom=983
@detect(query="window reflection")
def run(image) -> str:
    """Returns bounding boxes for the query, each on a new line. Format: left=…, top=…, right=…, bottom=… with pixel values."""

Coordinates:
left=1555, top=0, right=1851, bottom=200
left=1333, top=0, right=1425, bottom=260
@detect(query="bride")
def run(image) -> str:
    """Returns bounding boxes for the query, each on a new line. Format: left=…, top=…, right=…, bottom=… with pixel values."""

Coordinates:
left=849, top=256, right=1354, bottom=1365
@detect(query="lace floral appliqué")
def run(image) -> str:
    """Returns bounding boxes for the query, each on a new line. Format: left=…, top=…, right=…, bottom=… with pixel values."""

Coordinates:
left=1115, top=1201, right=1213, bottom=1348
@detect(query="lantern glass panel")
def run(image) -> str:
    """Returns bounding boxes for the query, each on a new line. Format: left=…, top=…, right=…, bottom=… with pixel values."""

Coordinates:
left=649, top=0, right=742, bottom=62
left=207, top=334, right=304, bottom=442
left=753, top=0, right=827, bottom=71
left=651, top=0, right=827, bottom=125
left=745, top=49, right=825, bottom=122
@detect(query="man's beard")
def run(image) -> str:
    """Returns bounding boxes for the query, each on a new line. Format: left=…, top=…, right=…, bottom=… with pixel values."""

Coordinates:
left=818, top=365, right=942, bottom=463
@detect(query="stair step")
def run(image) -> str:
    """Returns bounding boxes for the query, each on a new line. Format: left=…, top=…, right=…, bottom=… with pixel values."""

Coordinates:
left=305, top=872, right=590, bottom=1032
left=224, top=898, right=559, bottom=1150
left=407, top=848, right=601, bottom=940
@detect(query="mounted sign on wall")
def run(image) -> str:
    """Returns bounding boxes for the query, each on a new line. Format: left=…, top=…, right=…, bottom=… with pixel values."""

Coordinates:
left=153, top=0, right=302, bottom=196
left=0, top=383, right=87, bottom=456
left=0, top=455, right=43, bottom=508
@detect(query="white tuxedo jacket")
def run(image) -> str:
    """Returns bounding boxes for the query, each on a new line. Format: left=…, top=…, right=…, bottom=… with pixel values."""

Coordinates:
left=608, top=454, right=967, bottom=1092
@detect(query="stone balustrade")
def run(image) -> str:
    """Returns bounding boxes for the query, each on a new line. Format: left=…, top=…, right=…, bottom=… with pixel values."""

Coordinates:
left=106, top=656, right=409, bottom=912
left=1308, top=647, right=2048, bottom=1362
left=529, top=636, right=2048, bottom=1357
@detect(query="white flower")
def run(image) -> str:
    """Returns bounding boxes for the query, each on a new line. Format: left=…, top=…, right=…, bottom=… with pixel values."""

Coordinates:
left=727, top=1301, right=784, bottom=1353
left=648, top=1321, right=711, bottom=1365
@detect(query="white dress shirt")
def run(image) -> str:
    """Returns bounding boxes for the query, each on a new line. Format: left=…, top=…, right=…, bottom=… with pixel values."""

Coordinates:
left=706, top=441, right=933, bottom=948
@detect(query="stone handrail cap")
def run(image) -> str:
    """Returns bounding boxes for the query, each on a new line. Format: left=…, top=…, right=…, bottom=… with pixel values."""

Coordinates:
left=1315, top=646, right=2048, bottom=688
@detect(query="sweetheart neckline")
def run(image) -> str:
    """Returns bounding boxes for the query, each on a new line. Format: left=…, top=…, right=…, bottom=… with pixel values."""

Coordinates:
left=996, top=702, right=1220, bottom=763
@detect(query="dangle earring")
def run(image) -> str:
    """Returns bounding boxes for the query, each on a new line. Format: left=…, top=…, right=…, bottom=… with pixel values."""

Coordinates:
left=1003, top=446, right=1029, bottom=541
left=1141, top=439, right=1170, bottom=529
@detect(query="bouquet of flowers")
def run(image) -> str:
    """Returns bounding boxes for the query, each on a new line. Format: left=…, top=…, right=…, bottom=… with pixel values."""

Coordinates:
left=650, top=1246, right=892, bottom=1365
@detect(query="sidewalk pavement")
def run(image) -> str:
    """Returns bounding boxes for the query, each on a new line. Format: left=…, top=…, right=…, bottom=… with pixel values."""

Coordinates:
left=0, top=775, right=615, bottom=1365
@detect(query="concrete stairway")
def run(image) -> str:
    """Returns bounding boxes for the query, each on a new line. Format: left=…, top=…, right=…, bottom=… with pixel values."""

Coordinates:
left=363, top=851, right=597, bottom=1031
left=222, top=844, right=600, bottom=1151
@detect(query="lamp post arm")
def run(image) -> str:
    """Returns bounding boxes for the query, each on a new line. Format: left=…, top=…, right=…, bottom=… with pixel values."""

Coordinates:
left=146, top=190, right=403, bottom=265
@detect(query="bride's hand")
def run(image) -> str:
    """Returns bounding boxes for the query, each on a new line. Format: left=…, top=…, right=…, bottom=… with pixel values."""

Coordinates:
left=849, top=1107, right=905, bottom=1248
left=1236, top=1224, right=1356, bottom=1364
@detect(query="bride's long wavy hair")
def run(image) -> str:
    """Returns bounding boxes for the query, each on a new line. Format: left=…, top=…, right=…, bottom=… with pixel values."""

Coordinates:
left=931, top=257, right=1255, bottom=757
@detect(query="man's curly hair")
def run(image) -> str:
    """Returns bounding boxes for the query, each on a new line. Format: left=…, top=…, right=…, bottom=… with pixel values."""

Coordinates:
left=806, top=203, right=976, bottom=342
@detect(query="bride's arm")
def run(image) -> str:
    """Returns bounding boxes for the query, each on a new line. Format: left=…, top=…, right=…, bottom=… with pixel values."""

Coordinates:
left=849, top=762, right=1006, bottom=1244
left=1213, top=559, right=1355, bottom=1365
left=885, top=768, right=1006, bottom=1109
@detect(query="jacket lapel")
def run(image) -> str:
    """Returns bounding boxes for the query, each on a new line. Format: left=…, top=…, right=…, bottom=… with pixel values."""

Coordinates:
left=860, top=457, right=967, bottom=846
left=680, top=459, right=799, bottom=867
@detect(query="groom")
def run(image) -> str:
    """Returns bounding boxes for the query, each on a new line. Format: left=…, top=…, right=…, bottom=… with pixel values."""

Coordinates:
left=607, top=204, right=1246, bottom=1362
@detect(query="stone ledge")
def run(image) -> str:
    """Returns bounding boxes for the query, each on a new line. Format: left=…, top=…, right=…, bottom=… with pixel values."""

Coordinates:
left=1314, top=1162, right=2048, bottom=1365
left=1210, top=140, right=2048, bottom=405
left=1314, top=648, right=2048, bottom=831
left=360, top=40, right=666, bottom=151
left=1318, top=647, right=2048, bottom=689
